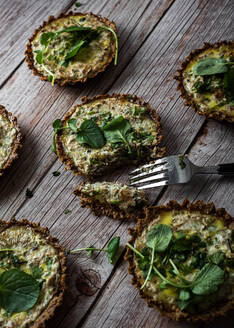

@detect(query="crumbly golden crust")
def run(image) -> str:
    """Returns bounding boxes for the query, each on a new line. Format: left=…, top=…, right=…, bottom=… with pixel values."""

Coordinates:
left=125, top=199, right=234, bottom=322
left=56, top=93, right=165, bottom=180
left=25, top=12, right=117, bottom=86
left=175, top=41, right=234, bottom=123
left=74, top=182, right=146, bottom=221
left=0, top=106, right=22, bottom=176
left=0, top=218, right=67, bottom=328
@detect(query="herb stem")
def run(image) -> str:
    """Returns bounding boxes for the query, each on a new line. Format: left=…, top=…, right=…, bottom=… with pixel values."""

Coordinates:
left=126, top=243, right=144, bottom=259
left=69, top=247, right=107, bottom=254
left=98, top=27, right=118, bottom=65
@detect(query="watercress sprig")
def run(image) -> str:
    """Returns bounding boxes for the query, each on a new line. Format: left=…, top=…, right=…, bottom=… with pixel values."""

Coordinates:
left=69, top=236, right=120, bottom=264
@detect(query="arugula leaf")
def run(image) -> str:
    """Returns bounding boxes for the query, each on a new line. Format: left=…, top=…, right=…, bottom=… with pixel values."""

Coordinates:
left=146, top=224, right=173, bottom=252
left=107, top=237, right=120, bottom=264
left=97, top=26, right=118, bottom=65
left=193, top=57, right=231, bottom=76
left=192, top=263, right=224, bottom=295
left=0, top=269, right=40, bottom=313
left=65, top=40, right=86, bottom=60
left=76, top=119, right=106, bottom=149
left=40, top=32, right=55, bottom=47
left=57, top=25, right=92, bottom=34
left=103, top=116, right=132, bottom=153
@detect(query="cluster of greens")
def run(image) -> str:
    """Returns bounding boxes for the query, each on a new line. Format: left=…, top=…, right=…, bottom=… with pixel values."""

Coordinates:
left=34, top=24, right=118, bottom=85
left=52, top=115, right=136, bottom=154
left=192, top=57, right=234, bottom=105
left=127, top=224, right=231, bottom=312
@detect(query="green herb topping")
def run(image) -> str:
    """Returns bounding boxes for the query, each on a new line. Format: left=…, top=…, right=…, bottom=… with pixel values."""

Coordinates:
left=52, top=171, right=60, bottom=176
left=193, top=58, right=234, bottom=76
left=179, top=155, right=186, bottom=169
left=26, top=188, right=33, bottom=198
left=64, top=209, right=71, bottom=214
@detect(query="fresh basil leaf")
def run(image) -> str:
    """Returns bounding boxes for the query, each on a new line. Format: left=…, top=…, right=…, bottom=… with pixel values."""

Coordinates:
left=68, top=118, right=78, bottom=133
left=53, top=119, right=63, bottom=130
left=192, top=263, right=225, bottom=295
left=193, top=57, right=229, bottom=76
left=179, top=290, right=190, bottom=301
left=146, top=224, right=173, bottom=252
left=107, top=237, right=120, bottom=264
left=40, top=32, right=55, bottom=47
left=65, top=40, right=86, bottom=60
left=0, top=269, right=40, bottom=313
left=209, top=251, right=225, bottom=266
left=76, top=119, right=106, bottom=149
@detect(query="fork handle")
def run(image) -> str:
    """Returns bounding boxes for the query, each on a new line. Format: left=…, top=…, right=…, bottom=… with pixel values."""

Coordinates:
left=218, top=163, right=234, bottom=175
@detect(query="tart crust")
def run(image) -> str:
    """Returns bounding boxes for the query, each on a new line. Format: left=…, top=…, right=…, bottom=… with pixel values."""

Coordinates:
left=56, top=93, right=165, bottom=180
left=175, top=41, right=234, bottom=123
left=125, top=199, right=234, bottom=322
left=25, top=12, right=117, bottom=86
left=0, top=105, right=22, bottom=176
left=74, top=182, right=147, bottom=221
left=0, top=218, right=67, bottom=328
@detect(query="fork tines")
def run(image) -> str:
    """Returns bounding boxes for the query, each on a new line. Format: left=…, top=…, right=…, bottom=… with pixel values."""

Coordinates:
left=129, top=158, right=169, bottom=189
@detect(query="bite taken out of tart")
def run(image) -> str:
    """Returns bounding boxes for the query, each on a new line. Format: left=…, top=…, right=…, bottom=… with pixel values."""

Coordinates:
left=0, top=106, right=22, bottom=177
left=54, top=94, right=165, bottom=180
left=125, top=199, right=234, bottom=322
left=175, top=41, right=234, bottom=123
left=25, top=12, right=118, bottom=86
left=0, top=219, right=66, bottom=328
left=74, top=181, right=149, bottom=220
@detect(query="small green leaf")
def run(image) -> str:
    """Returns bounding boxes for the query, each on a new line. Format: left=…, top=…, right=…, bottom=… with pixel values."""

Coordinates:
left=40, top=32, right=55, bottom=47
left=35, top=50, right=43, bottom=64
left=26, top=188, right=33, bottom=198
left=192, top=263, right=225, bottom=295
left=52, top=171, right=60, bottom=177
left=30, top=266, right=43, bottom=280
left=0, top=269, right=40, bottom=313
left=68, top=118, right=78, bottom=133
left=146, top=224, right=173, bottom=252
left=75, top=2, right=82, bottom=7
left=178, top=299, right=191, bottom=311
left=53, top=119, right=63, bottom=130
left=179, top=290, right=190, bottom=301
left=209, top=251, right=225, bottom=266
left=193, top=57, right=229, bottom=76
left=64, top=209, right=71, bottom=214
left=65, top=40, right=86, bottom=59
left=107, top=237, right=120, bottom=264
left=76, top=119, right=106, bottom=149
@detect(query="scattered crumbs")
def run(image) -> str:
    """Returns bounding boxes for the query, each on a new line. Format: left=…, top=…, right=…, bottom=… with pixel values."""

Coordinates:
left=26, top=188, right=33, bottom=198
left=52, top=171, right=60, bottom=177
left=64, top=209, right=71, bottom=214
left=169, top=97, right=174, bottom=101
left=179, top=156, right=186, bottom=169
left=75, top=2, right=82, bottom=7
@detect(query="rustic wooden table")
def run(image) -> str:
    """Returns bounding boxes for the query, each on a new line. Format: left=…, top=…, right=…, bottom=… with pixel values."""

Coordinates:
left=0, top=0, right=233, bottom=327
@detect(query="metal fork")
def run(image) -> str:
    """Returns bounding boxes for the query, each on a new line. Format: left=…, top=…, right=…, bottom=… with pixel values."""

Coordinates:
left=129, top=155, right=234, bottom=189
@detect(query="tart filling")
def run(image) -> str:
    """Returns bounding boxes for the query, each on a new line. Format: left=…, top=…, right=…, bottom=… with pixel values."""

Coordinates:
left=25, top=12, right=117, bottom=85
left=176, top=41, right=234, bottom=122
left=0, top=219, right=66, bottom=328
left=74, top=181, right=148, bottom=220
left=0, top=106, right=22, bottom=176
left=55, top=94, right=165, bottom=179
left=126, top=200, right=234, bottom=321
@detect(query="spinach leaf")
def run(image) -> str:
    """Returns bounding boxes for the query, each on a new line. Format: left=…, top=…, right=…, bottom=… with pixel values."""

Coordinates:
left=0, top=269, right=40, bottom=313
left=76, top=119, right=106, bottom=149
left=65, top=40, right=86, bottom=60
left=103, top=116, right=132, bottom=153
left=107, top=237, right=120, bottom=264
left=193, top=57, right=231, bottom=75
left=192, top=263, right=224, bottom=295
left=146, top=224, right=173, bottom=252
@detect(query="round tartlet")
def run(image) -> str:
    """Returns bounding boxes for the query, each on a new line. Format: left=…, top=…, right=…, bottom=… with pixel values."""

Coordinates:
left=56, top=94, right=165, bottom=179
left=25, top=12, right=117, bottom=86
left=0, top=106, right=22, bottom=176
left=74, top=181, right=148, bottom=220
left=125, top=199, right=234, bottom=322
left=0, top=219, right=66, bottom=328
left=175, top=41, right=234, bottom=123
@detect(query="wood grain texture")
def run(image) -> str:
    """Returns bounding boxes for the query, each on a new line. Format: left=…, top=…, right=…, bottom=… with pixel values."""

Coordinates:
left=0, top=0, right=233, bottom=327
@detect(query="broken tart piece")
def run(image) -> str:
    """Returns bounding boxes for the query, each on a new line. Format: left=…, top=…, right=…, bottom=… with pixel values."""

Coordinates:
left=0, top=106, right=22, bottom=176
left=54, top=94, right=165, bottom=179
left=0, top=219, right=66, bottom=328
left=175, top=41, right=234, bottom=122
left=25, top=12, right=118, bottom=86
left=125, top=199, right=234, bottom=322
left=74, top=181, right=148, bottom=220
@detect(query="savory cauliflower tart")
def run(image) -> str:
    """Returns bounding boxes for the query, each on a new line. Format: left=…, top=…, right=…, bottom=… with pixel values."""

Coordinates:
left=55, top=94, right=165, bottom=179
left=25, top=12, right=117, bottom=86
left=0, top=219, right=66, bottom=328
left=125, top=199, right=234, bottom=322
left=176, top=41, right=234, bottom=122
left=74, top=181, right=148, bottom=220
left=0, top=106, right=22, bottom=176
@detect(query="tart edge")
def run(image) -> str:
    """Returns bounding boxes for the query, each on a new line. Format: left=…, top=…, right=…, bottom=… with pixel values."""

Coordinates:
left=174, top=40, right=234, bottom=123
left=25, top=11, right=117, bottom=86
left=55, top=93, right=166, bottom=180
left=125, top=198, right=234, bottom=322
left=0, top=106, right=22, bottom=177
left=0, top=218, right=67, bottom=328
